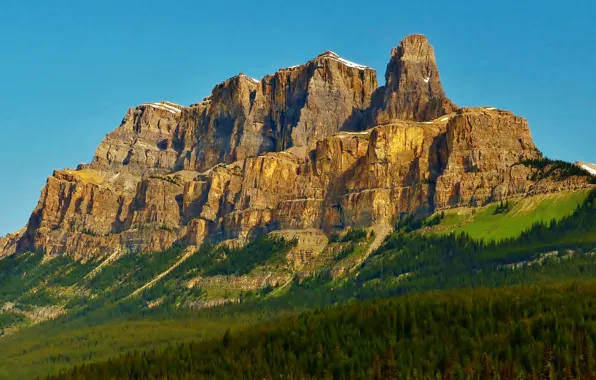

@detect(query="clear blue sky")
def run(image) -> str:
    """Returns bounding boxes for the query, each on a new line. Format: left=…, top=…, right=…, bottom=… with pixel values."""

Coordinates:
left=1, top=0, right=594, bottom=236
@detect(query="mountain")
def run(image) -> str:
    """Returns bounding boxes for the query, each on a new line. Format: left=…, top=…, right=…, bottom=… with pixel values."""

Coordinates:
left=1, top=34, right=592, bottom=259
left=1, top=34, right=596, bottom=379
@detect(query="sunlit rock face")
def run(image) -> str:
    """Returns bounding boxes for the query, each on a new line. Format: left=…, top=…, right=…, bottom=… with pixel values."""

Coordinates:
left=7, top=35, right=592, bottom=258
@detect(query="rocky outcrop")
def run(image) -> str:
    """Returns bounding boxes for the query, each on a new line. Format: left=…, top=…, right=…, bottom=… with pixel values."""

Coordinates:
left=90, top=102, right=184, bottom=176
left=374, top=34, right=458, bottom=124
left=4, top=35, right=593, bottom=258
left=0, top=228, right=23, bottom=257
left=270, top=229, right=328, bottom=270
left=434, top=108, right=539, bottom=208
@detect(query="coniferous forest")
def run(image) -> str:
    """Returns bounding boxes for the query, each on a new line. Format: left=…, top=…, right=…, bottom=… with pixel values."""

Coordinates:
left=49, top=283, right=596, bottom=379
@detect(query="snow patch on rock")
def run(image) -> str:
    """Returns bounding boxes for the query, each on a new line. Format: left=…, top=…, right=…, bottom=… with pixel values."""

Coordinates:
left=143, top=102, right=182, bottom=114
left=317, top=51, right=370, bottom=70
left=581, top=165, right=596, bottom=176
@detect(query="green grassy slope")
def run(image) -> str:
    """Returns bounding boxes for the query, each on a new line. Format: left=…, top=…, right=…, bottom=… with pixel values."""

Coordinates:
left=431, top=190, right=590, bottom=241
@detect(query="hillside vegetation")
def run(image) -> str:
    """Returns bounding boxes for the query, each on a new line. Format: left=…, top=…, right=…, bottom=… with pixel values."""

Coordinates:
left=1, top=189, right=596, bottom=378
left=50, top=283, right=596, bottom=379
left=429, top=190, right=590, bottom=241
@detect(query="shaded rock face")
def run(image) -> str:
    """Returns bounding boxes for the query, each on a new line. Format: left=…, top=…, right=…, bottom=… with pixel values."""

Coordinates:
left=374, top=34, right=458, bottom=124
left=6, top=35, right=593, bottom=258
left=0, top=229, right=23, bottom=257
left=91, top=53, right=377, bottom=176
left=91, top=102, right=184, bottom=176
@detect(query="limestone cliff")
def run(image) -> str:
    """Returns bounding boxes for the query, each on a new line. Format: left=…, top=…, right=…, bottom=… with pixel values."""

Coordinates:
left=5, top=35, right=593, bottom=258
left=373, top=34, right=458, bottom=124
left=91, top=52, right=377, bottom=176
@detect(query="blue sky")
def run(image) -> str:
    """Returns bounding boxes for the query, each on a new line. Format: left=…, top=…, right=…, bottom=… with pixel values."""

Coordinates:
left=0, top=0, right=594, bottom=236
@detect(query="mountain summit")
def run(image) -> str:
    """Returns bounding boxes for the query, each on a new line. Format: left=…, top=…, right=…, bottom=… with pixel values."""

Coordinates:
left=374, top=33, right=457, bottom=123
left=1, top=34, right=592, bottom=258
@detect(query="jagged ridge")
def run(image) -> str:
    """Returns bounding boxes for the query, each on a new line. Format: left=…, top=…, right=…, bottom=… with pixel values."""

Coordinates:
left=3, top=34, right=593, bottom=258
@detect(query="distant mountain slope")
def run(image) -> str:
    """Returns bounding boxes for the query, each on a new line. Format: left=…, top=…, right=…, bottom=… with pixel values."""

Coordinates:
left=427, top=189, right=590, bottom=241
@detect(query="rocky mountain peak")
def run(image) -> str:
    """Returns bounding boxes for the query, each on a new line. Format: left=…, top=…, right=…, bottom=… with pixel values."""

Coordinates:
left=390, top=34, right=433, bottom=64
left=4, top=35, right=592, bottom=259
left=312, top=50, right=372, bottom=71
left=374, top=33, right=458, bottom=123
left=140, top=101, right=184, bottom=115
left=317, top=50, right=340, bottom=58
left=235, top=73, right=261, bottom=84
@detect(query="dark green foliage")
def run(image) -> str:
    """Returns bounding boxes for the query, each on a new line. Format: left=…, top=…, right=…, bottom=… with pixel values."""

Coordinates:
left=493, top=199, right=511, bottom=214
left=5, top=191, right=596, bottom=379
left=112, top=236, right=296, bottom=312
left=18, top=289, right=59, bottom=307
left=519, top=157, right=596, bottom=184
left=228, top=189, right=596, bottom=313
left=395, top=212, right=445, bottom=232
left=203, top=235, right=296, bottom=276
left=0, top=254, right=94, bottom=304
left=333, top=242, right=356, bottom=262
left=339, top=228, right=368, bottom=243
left=85, top=246, right=183, bottom=299
left=352, top=189, right=596, bottom=298
left=328, top=232, right=340, bottom=243
left=0, top=311, right=25, bottom=328
left=48, top=283, right=596, bottom=379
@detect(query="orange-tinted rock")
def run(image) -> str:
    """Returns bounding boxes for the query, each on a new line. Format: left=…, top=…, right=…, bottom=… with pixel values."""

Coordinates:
left=434, top=108, right=539, bottom=207
left=5, top=36, right=594, bottom=259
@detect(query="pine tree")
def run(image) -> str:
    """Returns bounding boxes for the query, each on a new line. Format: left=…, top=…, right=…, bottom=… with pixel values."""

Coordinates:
left=382, top=347, right=396, bottom=380
left=481, top=353, right=491, bottom=380
left=372, top=355, right=382, bottom=380
left=541, top=343, right=554, bottom=380
left=222, top=328, right=232, bottom=348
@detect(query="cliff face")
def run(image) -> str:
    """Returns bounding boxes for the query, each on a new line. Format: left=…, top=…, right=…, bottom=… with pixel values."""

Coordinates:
left=91, top=52, right=377, bottom=176
left=435, top=108, right=538, bottom=208
left=374, top=34, right=458, bottom=124
left=6, top=35, right=593, bottom=258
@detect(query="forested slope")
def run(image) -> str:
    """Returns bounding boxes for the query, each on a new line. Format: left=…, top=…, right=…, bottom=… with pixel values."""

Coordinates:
left=50, top=283, right=596, bottom=379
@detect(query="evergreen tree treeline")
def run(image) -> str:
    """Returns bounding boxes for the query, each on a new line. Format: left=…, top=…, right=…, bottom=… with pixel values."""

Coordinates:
left=48, top=283, right=596, bottom=379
